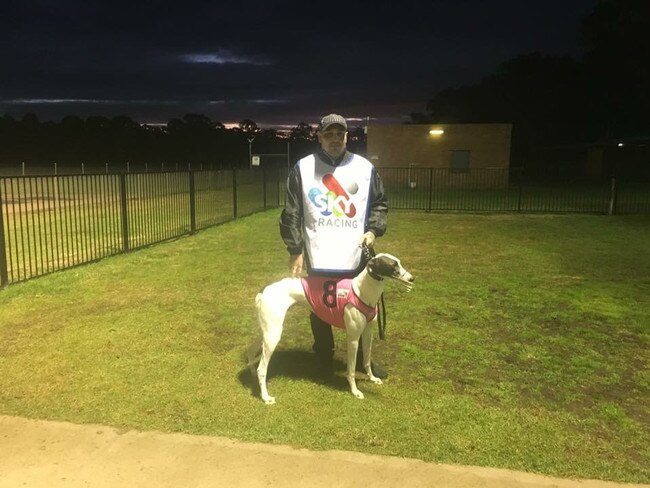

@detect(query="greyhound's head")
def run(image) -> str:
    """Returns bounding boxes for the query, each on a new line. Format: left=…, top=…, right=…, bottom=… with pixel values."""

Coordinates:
left=367, top=253, right=415, bottom=291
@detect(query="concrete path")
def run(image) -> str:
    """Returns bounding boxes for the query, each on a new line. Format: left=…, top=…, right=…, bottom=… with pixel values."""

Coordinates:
left=0, top=415, right=647, bottom=488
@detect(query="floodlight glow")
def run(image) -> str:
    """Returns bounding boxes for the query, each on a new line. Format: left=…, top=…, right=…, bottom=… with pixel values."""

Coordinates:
left=429, top=129, right=444, bottom=135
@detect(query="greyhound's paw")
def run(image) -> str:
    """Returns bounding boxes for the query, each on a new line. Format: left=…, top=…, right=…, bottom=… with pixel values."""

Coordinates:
left=262, top=396, right=276, bottom=405
left=369, top=376, right=383, bottom=385
left=352, top=390, right=365, bottom=400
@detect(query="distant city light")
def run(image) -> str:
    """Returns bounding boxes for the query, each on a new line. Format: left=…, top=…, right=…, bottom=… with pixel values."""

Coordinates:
left=618, top=142, right=624, bottom=147
left=429, top=129, right=444, bottom=135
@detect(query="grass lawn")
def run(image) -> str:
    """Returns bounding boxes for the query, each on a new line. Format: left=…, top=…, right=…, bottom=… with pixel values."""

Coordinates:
left=1, top=173, right=271, bottom=283
left=0, top=210, right=648, bottom=482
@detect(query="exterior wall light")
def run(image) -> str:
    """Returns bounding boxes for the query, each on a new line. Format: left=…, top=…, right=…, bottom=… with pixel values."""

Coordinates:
left=429, top=129, right=444, bottom=136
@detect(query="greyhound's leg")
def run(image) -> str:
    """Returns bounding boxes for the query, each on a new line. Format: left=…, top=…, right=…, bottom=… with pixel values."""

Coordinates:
left=344, top=308, right=365, bottom=399
left=255, top=278, right=306, bottom=405
left=361, top=318, right=382, bottom=385
left=257, top=323, right=282, bottom=405
left=246, top=333, right=263, bottom=375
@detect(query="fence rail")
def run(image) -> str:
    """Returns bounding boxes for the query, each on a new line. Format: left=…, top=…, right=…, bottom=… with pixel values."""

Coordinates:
left=1, top=166, right=648, bottom=287
left=379, top=168, right=648, bottom=215
left=0, top=168, right=280, bottom=287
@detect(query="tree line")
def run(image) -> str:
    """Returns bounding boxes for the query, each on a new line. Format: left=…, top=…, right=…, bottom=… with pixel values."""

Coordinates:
left=1, top=0, right=646, bottom=172
left=0, top=114, right=366, bottom=170
left=410, top=0, right=649, bottom=166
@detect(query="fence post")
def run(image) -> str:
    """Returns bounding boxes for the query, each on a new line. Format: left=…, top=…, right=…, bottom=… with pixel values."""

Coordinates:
left=119, top=174, right=129, bottom=251
left=232, top=169, right=238, bottom=219
left=608, top=177, right=617, bottom=215
left=427, top=167, right=434, bottom=212
left=189, top=170, right=196, bottom=233
left=278, top=166, right=282, bottom=207
left=262, top=167, right=267, bottom=210
left=517, top=167, right=524, bottom=212
left=0, top=179, right=9, bottom=287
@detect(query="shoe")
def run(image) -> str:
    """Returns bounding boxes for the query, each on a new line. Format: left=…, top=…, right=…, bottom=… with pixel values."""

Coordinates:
left=356, top=361, right=388, bottom=379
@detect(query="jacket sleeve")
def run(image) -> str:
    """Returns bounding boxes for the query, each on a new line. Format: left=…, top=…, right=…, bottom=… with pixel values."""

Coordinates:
left=366, top=168, right=388, bottom=237
left=279, top=165, right=304, bottom=255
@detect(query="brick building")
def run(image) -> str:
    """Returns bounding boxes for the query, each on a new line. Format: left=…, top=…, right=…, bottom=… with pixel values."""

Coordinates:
left=367, top=123, right=512, bottom=187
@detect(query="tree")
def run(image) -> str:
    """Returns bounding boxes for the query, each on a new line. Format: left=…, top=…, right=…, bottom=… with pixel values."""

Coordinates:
left=182, top=113, right=216, bottom=130
left=580, top=0, right=650, bottom=137
left=238, top=119, right=259, bottom=137
left=289, top=122, right=314, bottom=141
left=21, top=113, right=42, bottom=131
left=416, top=53, right=591, bottom=162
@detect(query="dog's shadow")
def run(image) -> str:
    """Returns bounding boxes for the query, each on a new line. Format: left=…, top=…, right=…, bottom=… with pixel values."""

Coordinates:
left=238, top=349, right=349, bottom=397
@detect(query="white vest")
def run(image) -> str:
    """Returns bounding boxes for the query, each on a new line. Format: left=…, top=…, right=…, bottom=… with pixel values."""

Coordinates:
left=299, top=153, right=373, bottom=273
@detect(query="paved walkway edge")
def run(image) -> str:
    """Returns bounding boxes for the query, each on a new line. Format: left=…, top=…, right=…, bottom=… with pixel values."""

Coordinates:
left=0, top=415, right=647, bottom=488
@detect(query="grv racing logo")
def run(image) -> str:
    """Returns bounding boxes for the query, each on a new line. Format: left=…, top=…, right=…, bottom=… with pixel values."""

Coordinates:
left=308, top=173, right=358, bottom=218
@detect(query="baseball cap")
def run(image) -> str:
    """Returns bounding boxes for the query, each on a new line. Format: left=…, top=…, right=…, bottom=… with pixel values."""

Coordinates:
left=319, top=113, right=347, bottom=132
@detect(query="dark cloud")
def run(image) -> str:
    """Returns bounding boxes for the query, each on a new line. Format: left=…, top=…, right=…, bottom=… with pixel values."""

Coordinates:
left=0, top=0, right=596, bottom=126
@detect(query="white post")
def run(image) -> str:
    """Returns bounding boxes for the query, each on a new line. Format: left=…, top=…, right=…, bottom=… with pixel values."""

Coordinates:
left=21, top=161, right=25, bottom=176
left=81, top=163, right=85, bottom=175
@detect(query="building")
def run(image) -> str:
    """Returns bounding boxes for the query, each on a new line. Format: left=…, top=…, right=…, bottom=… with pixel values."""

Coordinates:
left=366, top=123, right=512, bottom=188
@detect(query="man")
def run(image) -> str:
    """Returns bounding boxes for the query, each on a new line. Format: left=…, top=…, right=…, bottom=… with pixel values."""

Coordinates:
left=279, top=113, right=388, bottom=378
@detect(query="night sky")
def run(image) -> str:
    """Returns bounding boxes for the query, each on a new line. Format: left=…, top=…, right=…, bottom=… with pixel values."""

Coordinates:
left=1, top=0, right=597, bottom=128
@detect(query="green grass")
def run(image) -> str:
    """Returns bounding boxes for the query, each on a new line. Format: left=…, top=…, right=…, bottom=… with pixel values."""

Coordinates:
left=1, top=173, right=272, bottom=283
left=385, top=184, right=649, bottom=214
left=0, top=210, right=648, bottom=482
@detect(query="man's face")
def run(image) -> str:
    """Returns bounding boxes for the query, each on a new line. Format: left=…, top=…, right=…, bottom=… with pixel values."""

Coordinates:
left=317, top=124, right=347, bottom=158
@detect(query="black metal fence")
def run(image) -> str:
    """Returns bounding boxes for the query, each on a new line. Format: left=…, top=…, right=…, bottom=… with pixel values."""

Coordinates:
left=1, top=166, right=648, bottom=288
left=378, top=167, right=649, bottom=215
left=0, top=168, right=281, bottom=287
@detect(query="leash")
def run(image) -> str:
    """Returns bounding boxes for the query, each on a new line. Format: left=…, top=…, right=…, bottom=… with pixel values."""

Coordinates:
left=361, top=244, right=387, bottom=340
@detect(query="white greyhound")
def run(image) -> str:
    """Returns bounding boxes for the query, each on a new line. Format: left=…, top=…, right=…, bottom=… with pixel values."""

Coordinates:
left=248, top=253, right=414, bottom=404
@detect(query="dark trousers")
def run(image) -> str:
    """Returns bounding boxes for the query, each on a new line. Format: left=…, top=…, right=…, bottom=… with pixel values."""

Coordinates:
left=308, top=254, right=372, bottom=368
left=310, top=312, right=366, bottom=367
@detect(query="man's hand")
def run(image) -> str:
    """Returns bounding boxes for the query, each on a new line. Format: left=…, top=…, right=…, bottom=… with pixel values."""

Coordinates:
left=289, top=254, right=303, bottom=277
left=359, top=231, right=376, bottom=248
